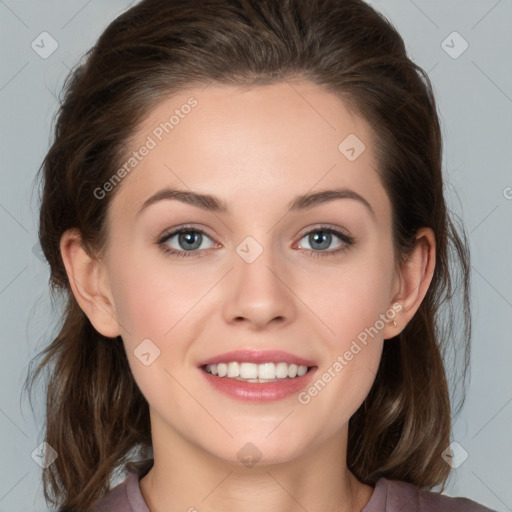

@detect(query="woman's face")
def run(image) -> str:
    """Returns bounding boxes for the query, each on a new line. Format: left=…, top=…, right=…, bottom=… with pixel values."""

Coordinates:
left=101, top=80, right=400, bottom=465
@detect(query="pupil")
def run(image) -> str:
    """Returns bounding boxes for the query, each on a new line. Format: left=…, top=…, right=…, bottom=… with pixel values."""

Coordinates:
left=311, top=232, right=331, bottom=250
left=180, top=232, right=201, bottom=250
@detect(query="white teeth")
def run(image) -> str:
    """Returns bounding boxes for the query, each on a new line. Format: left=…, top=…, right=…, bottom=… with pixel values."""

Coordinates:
left=297, top=365, right=307, bottom=377
left=217, top=363, right=227, bottom=377
left=227, top=361, right=240, bottom=378
left=287, top=363, right=298, bottom=378
left=204, top=362, right=310, bottom=380
left=205, top=364, right=218, bottom=376
left=258, top=362, right=275, bottom=379
left=240, top=362, right=258, bottom=379
left=276, top=362, right=288, bottom=379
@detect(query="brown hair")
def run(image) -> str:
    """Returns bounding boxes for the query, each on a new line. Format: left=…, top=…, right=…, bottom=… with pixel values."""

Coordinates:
left=25, top=0, right=471, bottom=510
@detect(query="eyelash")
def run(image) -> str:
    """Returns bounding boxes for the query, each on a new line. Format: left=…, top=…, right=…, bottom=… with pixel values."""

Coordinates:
left=156, top=224, right=355, bottom=259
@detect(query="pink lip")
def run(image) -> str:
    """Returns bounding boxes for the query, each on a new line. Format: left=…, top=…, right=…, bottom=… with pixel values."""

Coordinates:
left=199, top=366, right=318, bottom=402
left=196, top=349, right=316, bottom=367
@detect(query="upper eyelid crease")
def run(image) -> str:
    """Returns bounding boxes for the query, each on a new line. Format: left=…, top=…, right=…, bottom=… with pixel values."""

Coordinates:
left=136, top=187, right=375, bottom=219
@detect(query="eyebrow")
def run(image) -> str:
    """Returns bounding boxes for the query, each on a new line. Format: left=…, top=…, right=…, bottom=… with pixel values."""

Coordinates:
left=136, top=187, right=375, bottom=218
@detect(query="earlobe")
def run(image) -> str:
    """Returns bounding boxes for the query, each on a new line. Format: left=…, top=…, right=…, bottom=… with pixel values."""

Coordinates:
left=383, top=227, right=436, bottom=339
left=59, top=228, right=121, bottom=338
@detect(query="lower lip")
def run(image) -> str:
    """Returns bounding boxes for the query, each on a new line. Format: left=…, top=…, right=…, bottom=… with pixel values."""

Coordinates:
left=199, top=367, right=317, bottom=402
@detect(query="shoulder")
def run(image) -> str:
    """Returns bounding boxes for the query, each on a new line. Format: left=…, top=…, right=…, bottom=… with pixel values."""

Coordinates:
left=92, top=471, right=148, bottom=512
left=370, top=478, right=498, bottom=512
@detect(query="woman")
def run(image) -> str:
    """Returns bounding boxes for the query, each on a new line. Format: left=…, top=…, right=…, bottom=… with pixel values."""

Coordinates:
left=26, top=0, right=496, bottom=510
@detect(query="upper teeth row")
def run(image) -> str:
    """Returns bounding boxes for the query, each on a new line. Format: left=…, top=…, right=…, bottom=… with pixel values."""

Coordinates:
left=205, top=362, right=309, bottom=379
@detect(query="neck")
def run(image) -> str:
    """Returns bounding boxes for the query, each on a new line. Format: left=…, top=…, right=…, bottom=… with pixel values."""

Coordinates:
left=139, top=417, right=374, bottom=512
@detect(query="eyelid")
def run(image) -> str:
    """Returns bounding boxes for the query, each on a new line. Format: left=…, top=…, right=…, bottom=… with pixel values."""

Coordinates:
left=157, top=224, right=217, bottom=243
left=293, top=224, right=355, bottom=254
left=156, top=225, right=218, bottom=259
left=157, top=224, right=353, bottom=245
left=157, top=223, right=355, bottom=258
left=295, top=223, right=353, bottom=241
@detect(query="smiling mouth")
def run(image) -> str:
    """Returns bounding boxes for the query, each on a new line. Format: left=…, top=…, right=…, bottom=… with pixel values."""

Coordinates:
left=202, top=361, right=313, bottom=383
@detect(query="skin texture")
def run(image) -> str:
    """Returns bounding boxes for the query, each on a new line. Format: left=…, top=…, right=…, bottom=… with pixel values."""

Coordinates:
left=60, top=80, right=435, bottom=512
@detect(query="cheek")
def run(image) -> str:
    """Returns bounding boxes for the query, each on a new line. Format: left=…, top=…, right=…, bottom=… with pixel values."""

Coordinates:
left=296, top=260, right=392, bottom=430
left=304, top=247, right=395, bottom=345
left=300, top=239, right=395, bottom=409
left=106, top=251, right=197, bottom=408
left=106, top=247, right=214, bottom=397
left=107, top=246, right=205, bottom=342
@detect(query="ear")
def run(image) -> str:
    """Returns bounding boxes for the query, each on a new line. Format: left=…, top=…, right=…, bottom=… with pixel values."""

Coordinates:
left=60, top=228, right=121, bottom=338
left=382, top=227, right=436, bottom=339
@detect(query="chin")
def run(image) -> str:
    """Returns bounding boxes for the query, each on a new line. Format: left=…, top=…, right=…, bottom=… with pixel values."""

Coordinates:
left=201, top=433, right=309, bottom=469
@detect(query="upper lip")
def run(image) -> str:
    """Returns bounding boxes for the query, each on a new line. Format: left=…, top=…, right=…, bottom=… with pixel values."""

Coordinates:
left=197, top=350, right=316, bottom=367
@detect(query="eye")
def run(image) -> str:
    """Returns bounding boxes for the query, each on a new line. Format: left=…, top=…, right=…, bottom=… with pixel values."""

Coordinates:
left=157, top=226, right=217, bottom=258
left=156, top=224, right=355, bottom=259
left=295, top=226, right=354, bottom=257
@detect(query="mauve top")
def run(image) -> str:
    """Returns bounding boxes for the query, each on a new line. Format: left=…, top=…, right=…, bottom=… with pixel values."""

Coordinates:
left=93, top=471, right=498, bottom=511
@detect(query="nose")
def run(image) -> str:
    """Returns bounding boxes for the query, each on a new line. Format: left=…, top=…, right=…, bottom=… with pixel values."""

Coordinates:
left=222, top=243, right=297, bottom=331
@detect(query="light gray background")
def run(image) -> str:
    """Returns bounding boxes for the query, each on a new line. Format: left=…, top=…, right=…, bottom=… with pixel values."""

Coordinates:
left=0, top=1, right=511, bottom=511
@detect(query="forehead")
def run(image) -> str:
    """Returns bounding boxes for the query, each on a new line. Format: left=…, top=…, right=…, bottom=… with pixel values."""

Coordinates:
left=110, top=80, right=389, bottom=221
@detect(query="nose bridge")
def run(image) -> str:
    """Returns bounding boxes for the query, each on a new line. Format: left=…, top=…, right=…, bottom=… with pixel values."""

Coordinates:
left=222, top=233, right=295, bottom=328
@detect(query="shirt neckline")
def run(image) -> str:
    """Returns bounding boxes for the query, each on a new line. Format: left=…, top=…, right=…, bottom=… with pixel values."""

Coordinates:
left=125, top=471, right=388, bottom=512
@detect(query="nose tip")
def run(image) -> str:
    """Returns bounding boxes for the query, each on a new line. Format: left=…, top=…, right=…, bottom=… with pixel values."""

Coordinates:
left=223, top=251, right=296, bottom=330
